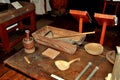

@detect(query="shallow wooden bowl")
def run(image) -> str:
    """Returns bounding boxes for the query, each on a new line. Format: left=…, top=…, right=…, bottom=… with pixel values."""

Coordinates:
left=84, top=43, right=104, bottom=55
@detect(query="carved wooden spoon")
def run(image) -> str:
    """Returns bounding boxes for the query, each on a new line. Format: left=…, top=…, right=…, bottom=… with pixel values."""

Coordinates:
left=55, top=58, right=80, bottom=71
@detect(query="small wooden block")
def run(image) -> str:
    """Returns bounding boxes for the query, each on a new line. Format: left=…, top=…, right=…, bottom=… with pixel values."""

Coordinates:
left=42, top=48, right=60, bottom=59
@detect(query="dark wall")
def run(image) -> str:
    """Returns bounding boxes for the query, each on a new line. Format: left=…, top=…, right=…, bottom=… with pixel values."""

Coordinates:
left=67, top=0, right=104, bottom=15
left=67, top=0, right=104, bottom=25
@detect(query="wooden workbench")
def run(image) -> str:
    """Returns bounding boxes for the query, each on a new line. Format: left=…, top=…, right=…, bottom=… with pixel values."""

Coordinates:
left=4, top=43, right=113, bottom=80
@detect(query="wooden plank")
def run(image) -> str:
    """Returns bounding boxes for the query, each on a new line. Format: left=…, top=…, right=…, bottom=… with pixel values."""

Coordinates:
left=0, top=64, right=10, bottom=77
left=0, top=69, right=17, bottom=79
left=0, top=69, right=32, bottom=80
left=4, top=43, right=113, bottom=80
left=18, top=74, right=32, bottom=80
left=10, top=72, right=24, bottom=80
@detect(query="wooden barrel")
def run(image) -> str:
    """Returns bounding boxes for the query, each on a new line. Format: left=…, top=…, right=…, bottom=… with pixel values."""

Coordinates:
left=50, top=0, right=68, bottom=10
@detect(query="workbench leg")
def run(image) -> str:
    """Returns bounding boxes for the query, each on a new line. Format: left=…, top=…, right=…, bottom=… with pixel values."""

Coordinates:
left=0, top=26, right=11, bottom=52
left=30, top=11, right=36, bottom=32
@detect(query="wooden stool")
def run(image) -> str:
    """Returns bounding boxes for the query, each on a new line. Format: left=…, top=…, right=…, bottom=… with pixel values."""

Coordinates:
left=94, top=13, right=117, bottom=45
left=103, top=1, right=119, bottom=15
left=69, top=10, right=92, bottom=33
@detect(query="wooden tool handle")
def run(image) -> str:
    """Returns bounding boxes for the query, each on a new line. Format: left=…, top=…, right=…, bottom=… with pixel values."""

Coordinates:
left=86, top=66, right=99, bottom=80
left=25, top=30, right=30, bottom=40
left=53, top=31, right=95, bottom=39
left=82, top=31, right=95, bottom=35
left=75, top=62, right=92, bottom=80
left=69, top=58, right=80, bottom=64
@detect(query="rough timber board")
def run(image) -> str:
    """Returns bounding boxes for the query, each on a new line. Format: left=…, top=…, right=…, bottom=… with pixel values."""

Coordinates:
left=4, top=43, right=113, bottom=80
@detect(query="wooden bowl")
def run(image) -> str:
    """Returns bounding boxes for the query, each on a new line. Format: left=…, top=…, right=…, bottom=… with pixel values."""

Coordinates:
left=106, top=50, right=116, bottom=64
left=84, top=43, right=104, bottom=55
